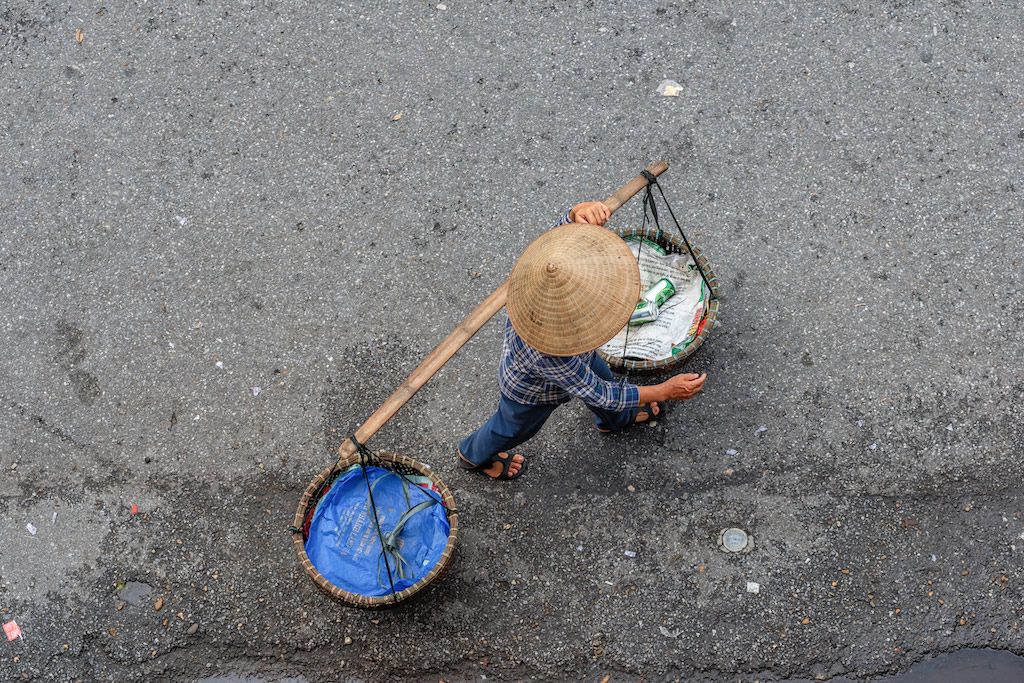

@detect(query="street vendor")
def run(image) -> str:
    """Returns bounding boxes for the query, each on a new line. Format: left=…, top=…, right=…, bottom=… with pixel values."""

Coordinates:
left=458, top=201, right=707, bottom=480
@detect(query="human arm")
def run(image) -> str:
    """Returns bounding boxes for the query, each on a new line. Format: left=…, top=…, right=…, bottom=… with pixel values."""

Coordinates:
left=534, top=356, right=706, bottom=411
left=532, top=353, right=640, bottom=411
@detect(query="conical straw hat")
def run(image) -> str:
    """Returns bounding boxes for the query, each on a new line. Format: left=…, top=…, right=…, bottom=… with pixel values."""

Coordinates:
left=507, top=222, right=641, bottom=356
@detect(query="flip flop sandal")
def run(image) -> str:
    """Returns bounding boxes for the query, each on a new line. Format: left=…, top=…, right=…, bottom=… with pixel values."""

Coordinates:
left=458, top=452, right=528, bottom=481
left=596, top=402, right=661, bottom=433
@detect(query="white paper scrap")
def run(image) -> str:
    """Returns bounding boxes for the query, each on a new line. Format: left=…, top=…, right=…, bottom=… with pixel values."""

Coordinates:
left=26, top=523, right=37, bottom=535
left=657, top=79, right=683, bottom=96
left=746, top=582, right=760, bottom=594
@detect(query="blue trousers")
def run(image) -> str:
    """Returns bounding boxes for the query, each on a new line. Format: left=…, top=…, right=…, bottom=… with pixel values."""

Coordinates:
left=459, top=354, right=636, bottom=466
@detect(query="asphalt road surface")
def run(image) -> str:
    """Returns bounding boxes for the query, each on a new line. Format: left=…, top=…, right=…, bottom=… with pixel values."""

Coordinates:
left=1, top=1, right=1022, bottom=681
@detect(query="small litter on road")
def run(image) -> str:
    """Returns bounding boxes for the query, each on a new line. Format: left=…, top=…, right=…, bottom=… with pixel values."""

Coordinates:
left=754, top=425, right=767, bottom=436
left=131, top=504, right=138, bottom=515
left=4, top=620, right=22, bottom=641
left=659, top=625, right=682, bottom=638
left=657, top=79, right=683, bottom=96
left=252, top=387, right=261, bottom=396
left=946, top=423, right=954, bottom=431
left=726, top=448, right=738, bottom=455
left=51, top=512, right=57, bottom=525
left=25, top=523, right=36, bottom=536
left=624, top=550, right=636, bottom=558
left=857, top=420, right=865, bottom=427
left=215, top=360, right=224, bottom=369
left=870, top=443, right=878, bottom=450
left=747, top=581, right=760, bottom=594
left=176, top=216, right=188, bottom=226
left=719, top=527, right=751, bottom=553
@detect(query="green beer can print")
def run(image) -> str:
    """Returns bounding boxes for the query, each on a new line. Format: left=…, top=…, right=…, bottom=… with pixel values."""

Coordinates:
left=642, top=278, right=676, bottom=308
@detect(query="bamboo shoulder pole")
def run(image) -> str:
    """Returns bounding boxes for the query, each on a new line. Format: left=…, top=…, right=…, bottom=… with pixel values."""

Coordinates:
left=338, top=161, right=669, bottom=459
left=339, top=281, right=509, bottom=458
left=604, top=161, right=668, bottom=213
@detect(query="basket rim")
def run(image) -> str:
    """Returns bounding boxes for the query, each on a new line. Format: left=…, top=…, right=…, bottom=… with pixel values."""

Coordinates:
left=291, top=450, right=459, bottom=608
left=597, top=225, right=721, bottom=373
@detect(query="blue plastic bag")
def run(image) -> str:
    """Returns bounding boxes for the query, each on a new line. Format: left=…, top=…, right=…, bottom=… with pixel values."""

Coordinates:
left=305, top=465, right=450, bottom=597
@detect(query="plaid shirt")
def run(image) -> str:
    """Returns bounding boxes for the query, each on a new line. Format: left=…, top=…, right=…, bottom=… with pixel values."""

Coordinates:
left=497, top=211, right=641, bottom=410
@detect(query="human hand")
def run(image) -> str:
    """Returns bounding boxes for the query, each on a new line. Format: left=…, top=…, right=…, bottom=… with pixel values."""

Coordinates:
left=661, top=372, right=706, bottom=401
left=569, top=201, right=611, bottom=226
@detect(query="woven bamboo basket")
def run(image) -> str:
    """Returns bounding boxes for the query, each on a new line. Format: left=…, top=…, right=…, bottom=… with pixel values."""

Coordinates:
left=291, top=450, right=459, bottom=608
left=597, top=225, right=721, bottom=373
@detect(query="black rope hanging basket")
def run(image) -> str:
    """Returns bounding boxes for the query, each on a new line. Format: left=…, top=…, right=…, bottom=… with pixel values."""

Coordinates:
left=291, top=445, right=458, bottom=609
left=597, top=225, right=721, bottom=372
left=597, top=171, right=721, bottom=373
